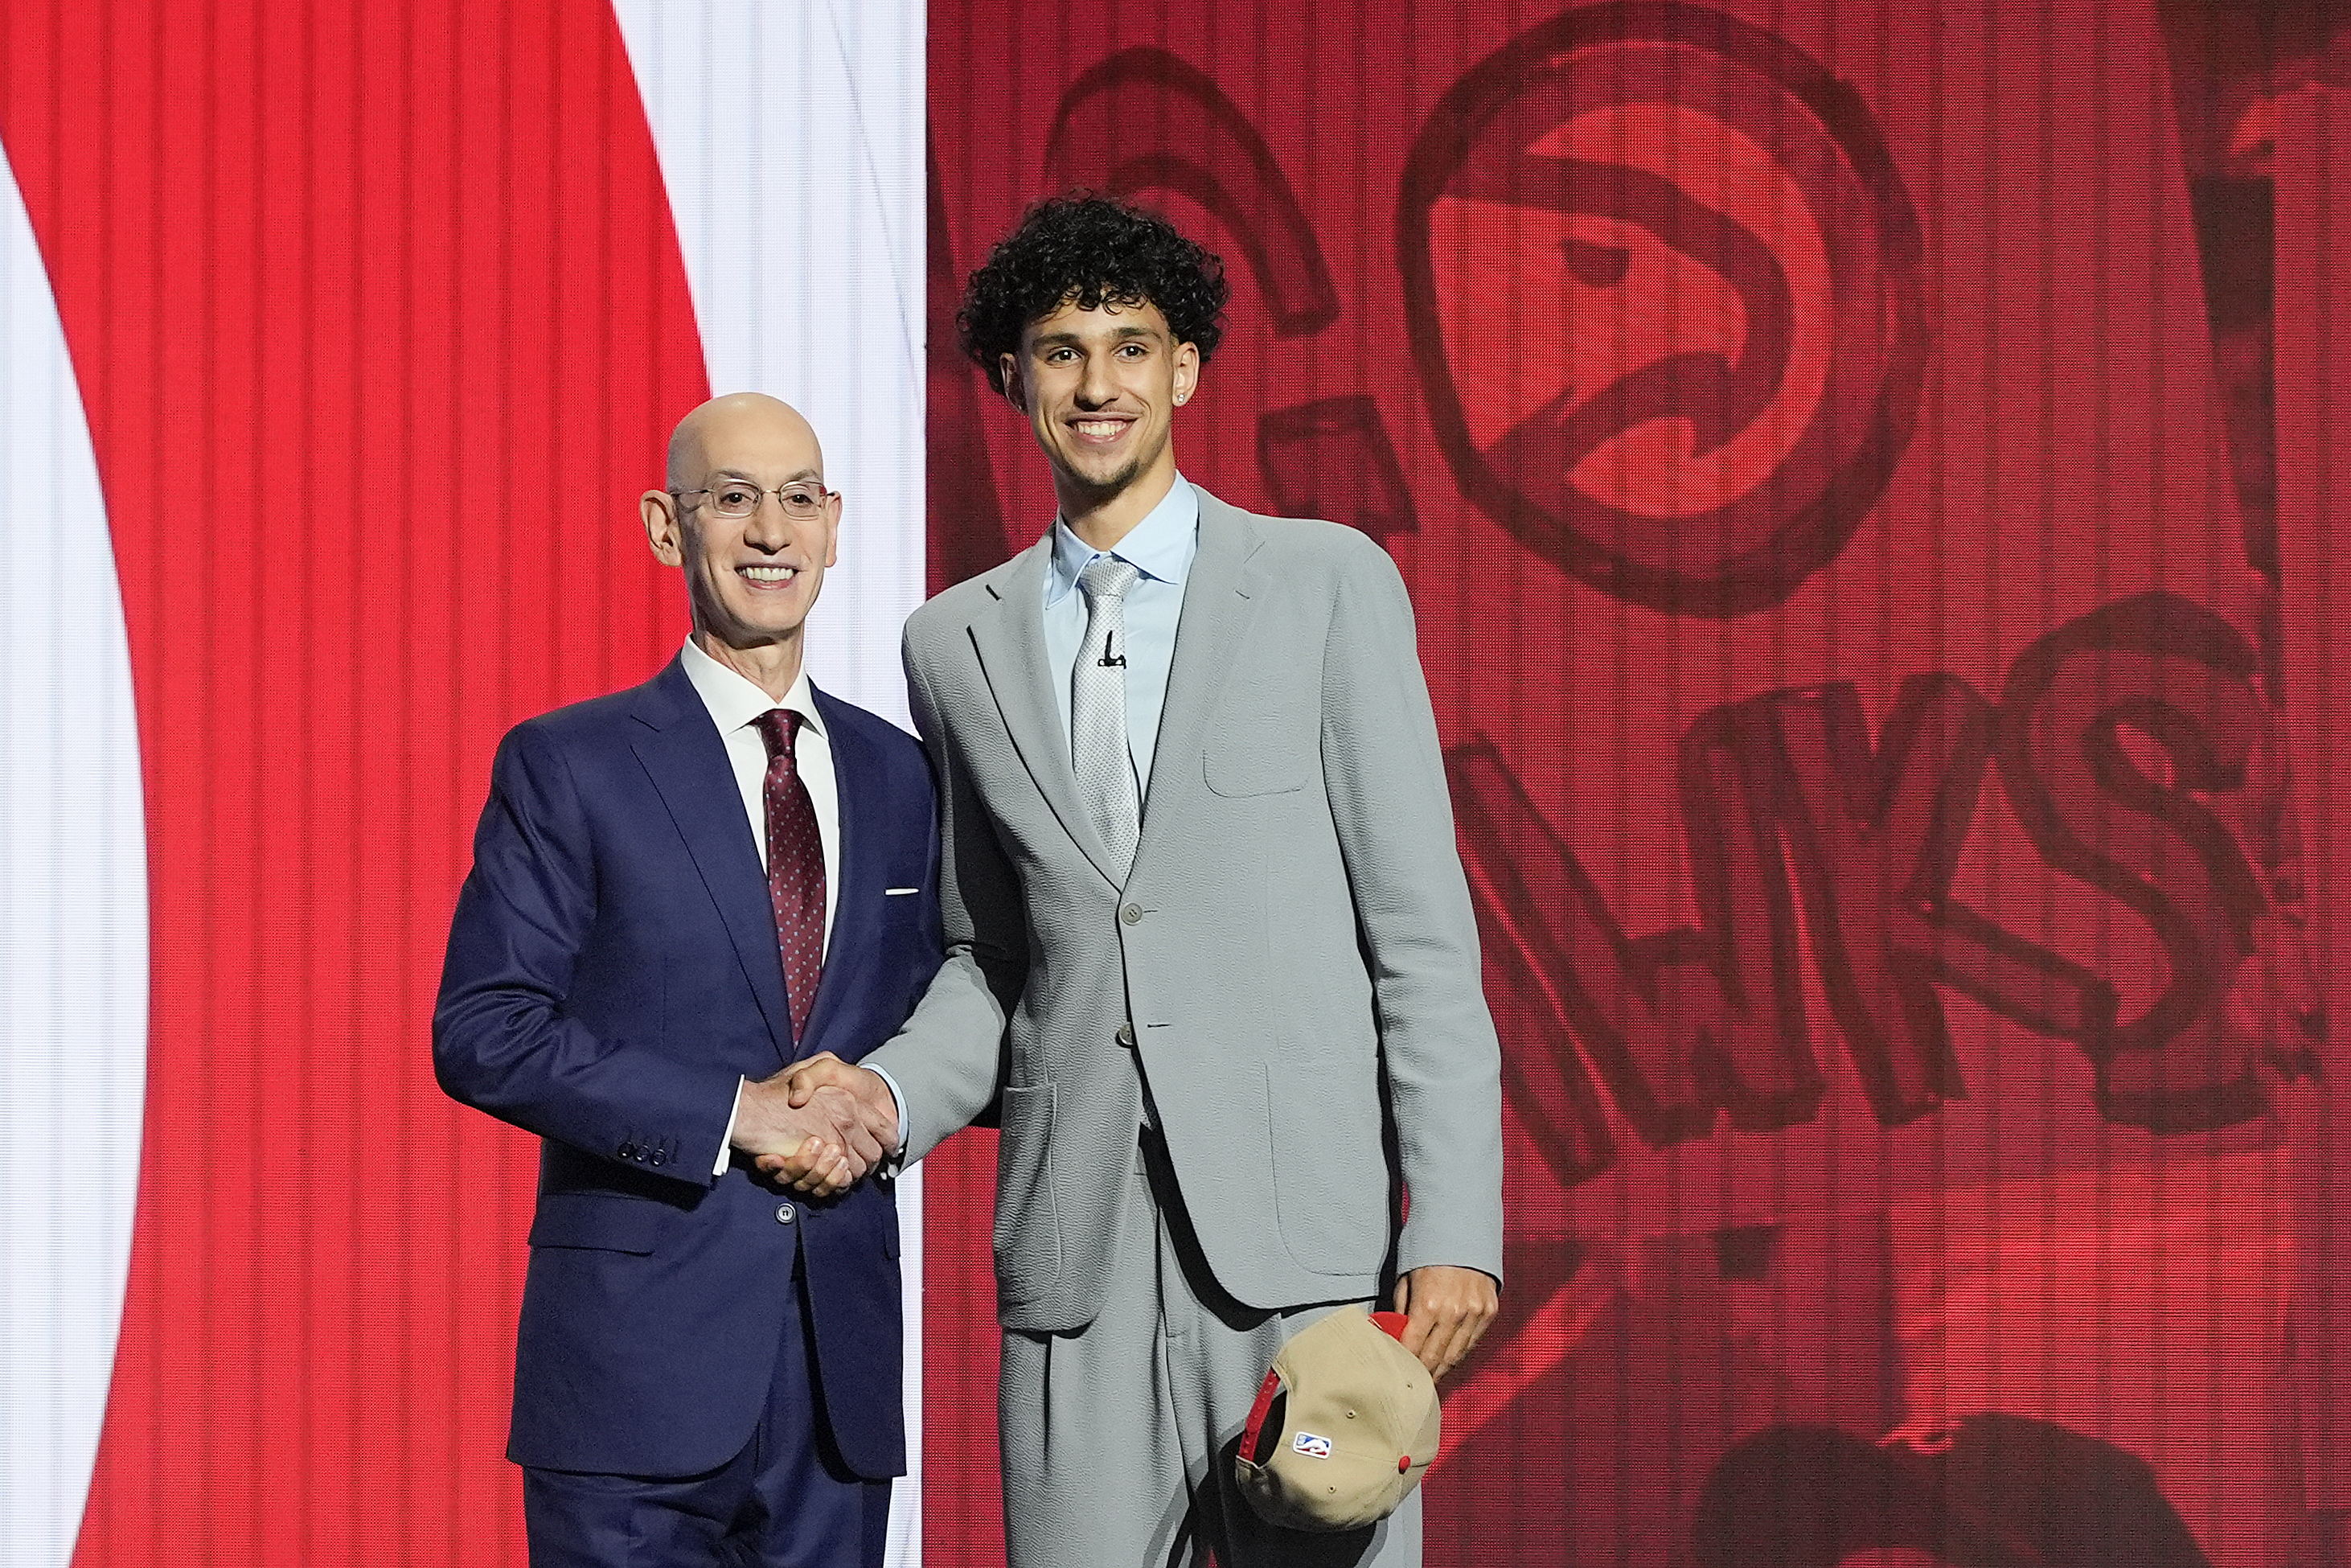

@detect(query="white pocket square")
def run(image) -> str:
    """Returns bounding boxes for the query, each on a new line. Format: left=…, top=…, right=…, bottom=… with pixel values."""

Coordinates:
left=884, top=887, right=919, bottom=896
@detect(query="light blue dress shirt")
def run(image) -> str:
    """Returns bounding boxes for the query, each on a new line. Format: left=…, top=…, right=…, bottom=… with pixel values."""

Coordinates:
left=1042, top=477, right=1200, bottom=806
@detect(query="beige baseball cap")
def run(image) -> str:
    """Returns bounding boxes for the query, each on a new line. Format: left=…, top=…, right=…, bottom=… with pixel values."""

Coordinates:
left=1234, top=1304, right=1442, bottom=1532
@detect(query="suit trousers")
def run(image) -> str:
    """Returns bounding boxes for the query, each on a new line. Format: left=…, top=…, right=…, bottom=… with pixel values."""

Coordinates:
left=998, top=1131, right=1421, bottom=1568
left=522, top=1239, right=892, bottom=1568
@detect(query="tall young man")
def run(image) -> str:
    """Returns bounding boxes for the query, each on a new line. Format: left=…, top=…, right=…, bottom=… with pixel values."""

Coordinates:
left=802, top=195, right=1504, bottom=1566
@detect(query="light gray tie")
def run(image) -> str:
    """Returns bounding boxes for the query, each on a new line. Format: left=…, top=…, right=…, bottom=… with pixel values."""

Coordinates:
left=1073, top=556, right=1143, bottom=878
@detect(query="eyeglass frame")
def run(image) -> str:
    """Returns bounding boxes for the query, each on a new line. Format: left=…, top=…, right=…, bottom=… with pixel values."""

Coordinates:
left=669, top=476, right=839, bottom=521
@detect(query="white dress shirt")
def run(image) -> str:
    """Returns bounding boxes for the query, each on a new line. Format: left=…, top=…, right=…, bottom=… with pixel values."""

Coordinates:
left=681, top=638, right=840, bottom=945
left=680, top=638, right=843, bottom=1174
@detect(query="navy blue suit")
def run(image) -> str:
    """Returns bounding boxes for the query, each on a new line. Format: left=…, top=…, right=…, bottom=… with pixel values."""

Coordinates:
left=434, top=658, right=941, bottom=1493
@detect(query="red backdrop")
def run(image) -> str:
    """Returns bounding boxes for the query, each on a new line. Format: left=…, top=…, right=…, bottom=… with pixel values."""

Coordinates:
left=923, top=2, right=2351, bottom=1563
left=0, top=5, right=701, bottom=1562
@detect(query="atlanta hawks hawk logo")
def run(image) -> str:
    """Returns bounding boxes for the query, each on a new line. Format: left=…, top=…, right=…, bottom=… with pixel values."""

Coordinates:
left=1400, top=2, right=1926, bottom=616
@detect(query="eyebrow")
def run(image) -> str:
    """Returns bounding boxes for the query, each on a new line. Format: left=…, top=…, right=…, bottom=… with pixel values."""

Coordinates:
left=1029, top=325, right=1160, bottom=349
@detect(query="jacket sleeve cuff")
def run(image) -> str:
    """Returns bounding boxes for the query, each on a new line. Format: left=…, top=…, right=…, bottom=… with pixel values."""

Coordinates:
left=863, top=1062, right=913, bottom=1159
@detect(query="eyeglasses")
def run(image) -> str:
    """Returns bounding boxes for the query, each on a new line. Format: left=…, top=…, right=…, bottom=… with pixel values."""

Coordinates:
left=672, top=477, right=836, bottom=520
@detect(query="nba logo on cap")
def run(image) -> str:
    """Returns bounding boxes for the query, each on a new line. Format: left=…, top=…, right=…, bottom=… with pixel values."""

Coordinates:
left=1235, top=1304, right=1442, bottom=1532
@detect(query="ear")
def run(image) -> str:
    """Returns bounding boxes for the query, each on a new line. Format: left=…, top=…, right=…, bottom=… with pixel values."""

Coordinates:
left=1172, top=340, right=1201, bottom=408
left=999, top=351, right=1028, bottom=413
left=642, top=489, right=685, bottom=566
left=822, top=491, right=842, bottom=569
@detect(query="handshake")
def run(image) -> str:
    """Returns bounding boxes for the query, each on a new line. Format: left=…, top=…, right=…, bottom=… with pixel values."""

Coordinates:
left=726, top=1052, right=902, bottom=1197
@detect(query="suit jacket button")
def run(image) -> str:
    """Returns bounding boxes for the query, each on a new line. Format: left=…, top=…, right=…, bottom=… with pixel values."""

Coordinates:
left=1115, top=1023, right=1136, bottom=1048
left=617, top=1141, right=638, bottom=1160
left=1121, top=903, right=1143, bottom=925
left=776, top=1203, right=797, bottom=1225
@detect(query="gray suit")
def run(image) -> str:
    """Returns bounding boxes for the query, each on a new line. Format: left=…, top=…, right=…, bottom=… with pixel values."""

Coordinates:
left=871, top=487, right=1502, bottom=1563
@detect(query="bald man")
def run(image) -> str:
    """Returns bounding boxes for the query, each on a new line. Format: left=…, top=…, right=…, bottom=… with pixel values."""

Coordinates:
left=435, top=395, right=942, bottom=1568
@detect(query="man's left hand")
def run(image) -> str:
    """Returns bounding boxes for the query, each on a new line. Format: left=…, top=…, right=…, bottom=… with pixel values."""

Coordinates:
left=1392, top=1265, right=1499, bottom=1381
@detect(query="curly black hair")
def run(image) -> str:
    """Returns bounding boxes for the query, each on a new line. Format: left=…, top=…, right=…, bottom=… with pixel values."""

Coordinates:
left=958, top=192, right=1229, bottom=395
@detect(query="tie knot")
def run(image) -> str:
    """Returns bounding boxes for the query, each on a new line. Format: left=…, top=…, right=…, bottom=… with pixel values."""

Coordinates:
left=1078, top=556, right=1140, bottom=607
left=753, top=707, right=802, bottom=761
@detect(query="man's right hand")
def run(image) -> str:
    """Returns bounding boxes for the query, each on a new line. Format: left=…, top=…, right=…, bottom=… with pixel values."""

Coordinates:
left=730, top=1069, right=885, bottom=1197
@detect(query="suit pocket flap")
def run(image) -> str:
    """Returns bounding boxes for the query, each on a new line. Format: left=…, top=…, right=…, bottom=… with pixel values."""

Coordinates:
left=527, top=1191, right=672, bottom=1254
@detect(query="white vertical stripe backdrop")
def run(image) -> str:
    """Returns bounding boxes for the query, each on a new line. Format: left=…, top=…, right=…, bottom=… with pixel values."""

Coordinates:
left=613, top=0, right=927, bottom=725
left=609, top=4, right=929, bottom=1562
left=0, top=138, right=151, bottom=1568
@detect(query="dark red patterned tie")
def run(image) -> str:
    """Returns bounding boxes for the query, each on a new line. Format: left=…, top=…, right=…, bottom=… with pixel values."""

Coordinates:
left=753, top=708, right=825, bottom=1045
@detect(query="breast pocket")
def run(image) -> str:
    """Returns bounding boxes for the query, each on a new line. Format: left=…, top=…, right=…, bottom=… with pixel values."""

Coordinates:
left=1204, top=713, right=1311, bottom=798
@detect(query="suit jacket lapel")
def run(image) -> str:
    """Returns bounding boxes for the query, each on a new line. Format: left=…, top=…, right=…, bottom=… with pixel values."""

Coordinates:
left=1139, top=495, right=1269, bottom=856
left=967, top=539, right=1130, bottom=887
left=801, top=685, right=875, bottom=1050
left=629, top=660, right=792, bottom=1065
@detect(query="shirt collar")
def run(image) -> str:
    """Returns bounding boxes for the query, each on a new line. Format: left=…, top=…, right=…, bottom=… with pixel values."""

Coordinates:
left=679, top=636, right=823, bottom=738
left=1046, top=475, right=1200, bottom=607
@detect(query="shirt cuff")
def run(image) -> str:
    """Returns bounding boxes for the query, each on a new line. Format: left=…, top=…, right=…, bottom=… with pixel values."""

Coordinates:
left=716, top=1076, right=746, bottom=1177
left=863, top=1062, right=912, bottom=1156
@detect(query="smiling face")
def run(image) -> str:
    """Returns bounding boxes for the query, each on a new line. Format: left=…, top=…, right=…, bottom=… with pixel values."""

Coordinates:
left=641, top=393, right=839, bottom=680
left=1001, top=293, right=1199, bottom=536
